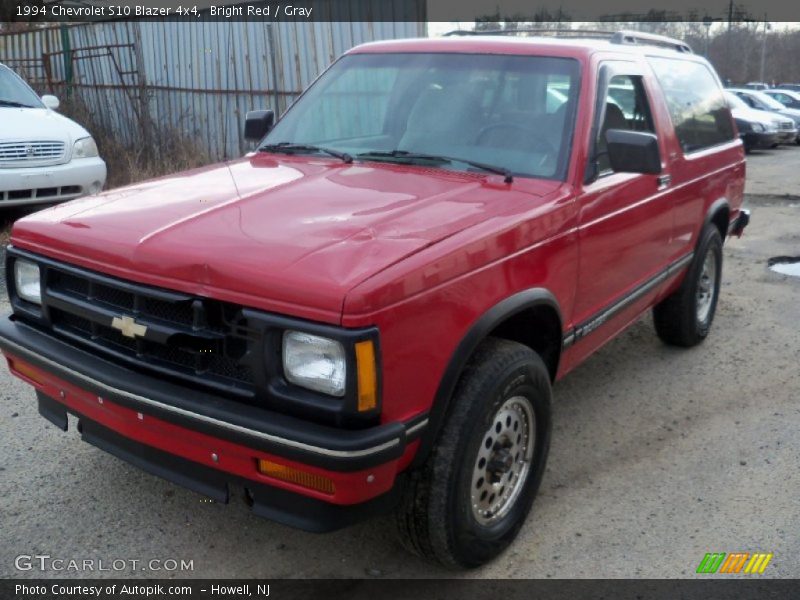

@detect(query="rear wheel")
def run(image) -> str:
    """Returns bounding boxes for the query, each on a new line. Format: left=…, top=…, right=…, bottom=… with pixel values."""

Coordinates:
left=395, top=338, right=552, bottom=569
left=653, top=224, right=723, bottom=347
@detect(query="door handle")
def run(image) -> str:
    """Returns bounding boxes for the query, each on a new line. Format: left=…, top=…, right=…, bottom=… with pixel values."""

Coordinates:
left=657, top=174, right=672, bottom=188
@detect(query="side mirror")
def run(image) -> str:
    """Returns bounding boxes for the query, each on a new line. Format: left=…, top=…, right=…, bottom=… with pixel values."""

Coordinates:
left=605, top=129, right=661, bottom=175
left=244, top=109, right=275, bottom=142
left=41, top=95, right=60, bottom=110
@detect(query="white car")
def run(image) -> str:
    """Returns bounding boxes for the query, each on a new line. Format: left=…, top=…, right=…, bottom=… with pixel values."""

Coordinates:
left=763, top=88, right=800, bottom=110
left=0, top=63, right=106, bottom=207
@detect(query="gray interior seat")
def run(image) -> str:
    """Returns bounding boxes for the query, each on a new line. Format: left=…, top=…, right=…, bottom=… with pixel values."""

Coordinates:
left=398, top=84, right=483, bottom=153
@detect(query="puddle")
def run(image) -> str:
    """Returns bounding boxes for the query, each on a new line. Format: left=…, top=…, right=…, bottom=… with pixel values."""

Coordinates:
left=768, top=256, right=800, bottom=277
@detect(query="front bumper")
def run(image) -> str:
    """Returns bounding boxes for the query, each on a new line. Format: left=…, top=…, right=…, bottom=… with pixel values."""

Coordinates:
left=741, top=131, right=779, bottom=150
left=0, top=157, right=106, bottom=206
left=776, top=129, right=798, bottom=144
left=0, top=315, right=426, bottom=531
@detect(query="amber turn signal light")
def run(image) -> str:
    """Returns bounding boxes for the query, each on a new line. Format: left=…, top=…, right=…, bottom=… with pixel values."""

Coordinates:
left=354, top=340, right=378, bottom=412
left=9, top=358, right=46, bottom=386
left=256, top=459, right=335, bottom=495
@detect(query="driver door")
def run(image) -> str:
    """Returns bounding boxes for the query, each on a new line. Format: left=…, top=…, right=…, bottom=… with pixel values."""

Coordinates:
left=570, top=61, right=674, bottom=359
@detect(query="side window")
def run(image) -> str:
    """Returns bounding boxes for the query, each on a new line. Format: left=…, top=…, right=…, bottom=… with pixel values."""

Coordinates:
left=647, top=57, right=735, bottom=153
left=596, top=74, right=655, bottom=173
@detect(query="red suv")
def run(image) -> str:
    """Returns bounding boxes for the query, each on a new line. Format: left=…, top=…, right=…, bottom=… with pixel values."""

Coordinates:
left=1, top=30, right=748, bottom=568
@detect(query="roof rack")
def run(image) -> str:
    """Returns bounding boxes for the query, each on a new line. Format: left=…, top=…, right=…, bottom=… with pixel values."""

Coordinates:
left=444, top=28, right=693, bottom=54
left=611, top=30, right=692, bottom=53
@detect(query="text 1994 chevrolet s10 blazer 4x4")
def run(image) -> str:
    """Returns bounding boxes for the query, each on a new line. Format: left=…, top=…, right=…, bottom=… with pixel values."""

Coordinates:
left=0, top=30, right=749, bottom=568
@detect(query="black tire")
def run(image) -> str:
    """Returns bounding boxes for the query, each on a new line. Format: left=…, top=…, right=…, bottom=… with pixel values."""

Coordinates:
left=395, top=337, right=552, bottom=569
left=653, top=224, right=723, bottom=347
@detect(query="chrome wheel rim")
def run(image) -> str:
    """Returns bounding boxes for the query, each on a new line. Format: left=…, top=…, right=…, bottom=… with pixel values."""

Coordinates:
left=696, top=249, right=717, bottom=323
left=470, top=395, right=535, bottom=525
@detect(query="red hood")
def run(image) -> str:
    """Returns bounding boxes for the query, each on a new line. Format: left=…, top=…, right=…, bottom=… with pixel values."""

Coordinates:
left=12, top=154, right=558, bottom=322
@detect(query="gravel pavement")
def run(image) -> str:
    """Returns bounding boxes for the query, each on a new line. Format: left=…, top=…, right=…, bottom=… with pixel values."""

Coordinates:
left=1, top=147, right=799, bottom=579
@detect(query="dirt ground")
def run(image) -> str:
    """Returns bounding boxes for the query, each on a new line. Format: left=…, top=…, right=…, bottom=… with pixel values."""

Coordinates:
left=1, top=146, right=799, bottom=579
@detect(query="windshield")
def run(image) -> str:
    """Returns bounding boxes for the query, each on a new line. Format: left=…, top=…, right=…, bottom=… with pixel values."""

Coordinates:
left=263, top=53, right=581, bottom=180
left=0, top=65, right=43, bottom=108
left=725, top=92, right=749, bottom=110
left=748, top=91, right=786, bottom=110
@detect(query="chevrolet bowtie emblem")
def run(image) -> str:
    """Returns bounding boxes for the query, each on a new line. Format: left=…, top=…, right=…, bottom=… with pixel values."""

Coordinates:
left=111, top=315, right=148, bottom=339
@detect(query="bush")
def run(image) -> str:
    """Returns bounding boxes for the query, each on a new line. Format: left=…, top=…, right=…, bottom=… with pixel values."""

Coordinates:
left=57, top=95, right=213, bottom=189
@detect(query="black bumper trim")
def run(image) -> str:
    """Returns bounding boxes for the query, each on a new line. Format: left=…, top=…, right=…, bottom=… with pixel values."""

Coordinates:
left=0, top=315, right=427, bottom=472
left=562, top=251, right=693, bottom=349
left=37, top=393, right=401, bottom=533
left=729, top=209, right=750, bottom=237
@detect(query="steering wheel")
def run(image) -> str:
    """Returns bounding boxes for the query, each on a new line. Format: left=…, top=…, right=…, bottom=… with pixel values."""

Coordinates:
left=475, top=122, right=555, bottom=155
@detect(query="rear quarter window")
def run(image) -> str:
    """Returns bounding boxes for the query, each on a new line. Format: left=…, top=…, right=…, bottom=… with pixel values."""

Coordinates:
left=647, top=57, right=735, bottom=154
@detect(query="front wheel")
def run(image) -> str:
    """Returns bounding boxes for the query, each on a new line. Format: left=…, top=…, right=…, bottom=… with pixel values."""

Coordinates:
left=395, top=338, right=552, bottom=569
left=653, top=224, right=723, bottom=347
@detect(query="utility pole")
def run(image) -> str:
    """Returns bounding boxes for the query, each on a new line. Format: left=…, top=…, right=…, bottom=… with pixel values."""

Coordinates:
left=703, top=16, right=713, bottom=57
left=759, top=16, right=770, bottom=84
left=728, top=0, right=733, bottom=32
left=726, top=0, right=733, bottom=74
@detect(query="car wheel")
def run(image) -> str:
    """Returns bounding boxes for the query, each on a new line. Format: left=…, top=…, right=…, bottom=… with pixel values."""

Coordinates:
left=395, top=337, right=552, bottom=569
left=653, top=224, right=723, bottom=347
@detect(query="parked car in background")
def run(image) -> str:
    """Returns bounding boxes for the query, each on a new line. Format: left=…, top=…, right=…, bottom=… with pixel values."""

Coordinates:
left=0, top=63, right=106, bottom=207
left=729, top=88, right=800, bottom=144
left=777, top=83, right=800, bottom=92
left=763, top=88, right=800, bottom=110
left=724, top=91, right=784, bottom=151
left=743, top=82, right=770, bottom=90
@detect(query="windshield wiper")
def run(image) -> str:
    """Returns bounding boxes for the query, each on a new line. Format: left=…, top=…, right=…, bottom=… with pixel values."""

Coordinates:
left=0, top=100, right=34, bottom=108
left=356, top=150, right=513, bottom=183
left=259, top=142, right=353, bottom=164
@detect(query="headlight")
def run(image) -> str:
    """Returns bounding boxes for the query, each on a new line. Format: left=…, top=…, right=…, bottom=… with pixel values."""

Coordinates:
left=751, top=122, right=764, bottom=132
left=14, top=260, right=42, bottom=305
left=72, top=136, right=99, bottom=159
left=282, top=331, right=346, bottom=397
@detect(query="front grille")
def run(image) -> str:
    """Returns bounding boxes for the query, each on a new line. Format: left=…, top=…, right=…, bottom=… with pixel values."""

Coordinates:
left=780, top=121, right=795, bottom=131
left=1, top=186, right=83, bottom=203
left=42, top=265, right=256, bottom=398
left=0, top=141, right=65, bottom=164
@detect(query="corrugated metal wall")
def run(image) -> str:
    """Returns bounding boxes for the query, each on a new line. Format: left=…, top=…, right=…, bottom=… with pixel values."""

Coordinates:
left=0, top=19, right=425, bottom=158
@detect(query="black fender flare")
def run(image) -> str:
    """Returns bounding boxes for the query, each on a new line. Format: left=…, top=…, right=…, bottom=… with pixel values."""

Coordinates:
left=411, top=288, right=562, bottom=468
left=703, top=197, right=731, bottom=240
